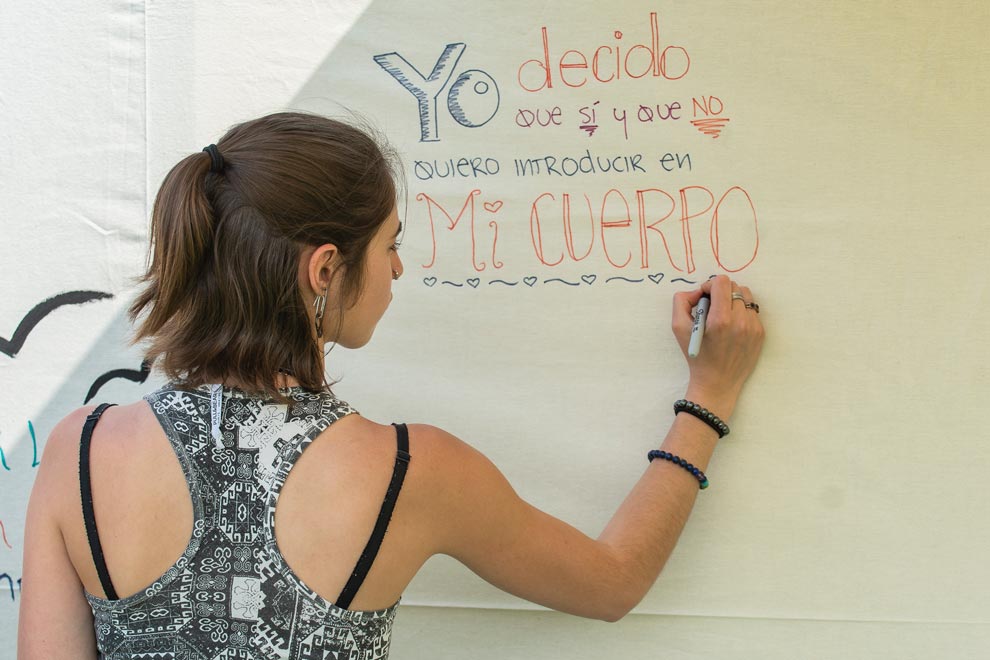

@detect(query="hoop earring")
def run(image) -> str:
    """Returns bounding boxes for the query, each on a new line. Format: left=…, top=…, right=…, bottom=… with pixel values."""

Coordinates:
left=313, top=289, right=327, bottom=339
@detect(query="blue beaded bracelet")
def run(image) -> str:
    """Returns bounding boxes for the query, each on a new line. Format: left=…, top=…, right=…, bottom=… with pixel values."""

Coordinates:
left=648, top=450, right=710, bottom=489
left=674, top=399, right=730, bottom=438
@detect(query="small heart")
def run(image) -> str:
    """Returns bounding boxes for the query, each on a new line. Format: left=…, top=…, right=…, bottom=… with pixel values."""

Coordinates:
left=424, top=277, right=437, bottom=287
left=523, top=276, right=537, bottom=287
left=467, top=278, right=480, bottom=288
left=648, top=273, right=664, bottom=284
left=483, top=200, right=503, bottom=213
left=581, top=274, right=597, bottom=285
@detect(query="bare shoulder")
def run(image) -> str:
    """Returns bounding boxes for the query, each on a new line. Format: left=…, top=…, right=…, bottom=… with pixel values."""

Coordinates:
left=397, top=424, right=524, bottom=552
left=402, top=423, right=499, bottom=494
left=318, top=417, right=475, bottom=463
left=315, top=420, right=507, bottom=529
left=33, top=405, right=100, bottom=490
left=45, top=405, right=99, bottom=452
left=36, top=400, right=162, bottom=516
left=73, top=399, right=164, bottom=459
left=403, top=423, right=488, bottom=465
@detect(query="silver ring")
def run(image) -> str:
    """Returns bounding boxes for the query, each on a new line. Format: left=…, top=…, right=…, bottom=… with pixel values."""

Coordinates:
left=744, top=302, right=760, bottom=313
left=731, top=292, right=745, bottom=302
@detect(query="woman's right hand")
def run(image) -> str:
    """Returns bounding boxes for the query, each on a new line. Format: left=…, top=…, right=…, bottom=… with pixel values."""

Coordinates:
left=671, top=275, right=765, bottom=420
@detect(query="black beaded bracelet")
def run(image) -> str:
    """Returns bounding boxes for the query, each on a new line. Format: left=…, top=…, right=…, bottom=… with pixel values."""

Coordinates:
left=674, top=399, right=730, bottom=438
left=648, top=450, right=709, bottom=489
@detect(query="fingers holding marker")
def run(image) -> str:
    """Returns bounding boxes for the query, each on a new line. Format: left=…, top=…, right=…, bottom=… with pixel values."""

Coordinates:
left=678, top=275, right=763, bottom=345
left=700, top=275, right=734, bottom=324
left=671, top=289, right=696, bottom=323
left=686, top=294, right=711, bottom=358
left=672, top=289, right=704, bottom=348
left=675, top=277, right=718, bottom=348
left=708, top=278, right=762, bottom=318
left=699, top=274, right=727, bottom=298
left=680, top=275, right=765, bottom=408
left=728, top=284, right=747, bottom=314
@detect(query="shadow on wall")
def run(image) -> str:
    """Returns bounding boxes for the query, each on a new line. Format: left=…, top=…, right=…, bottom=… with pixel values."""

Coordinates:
left=4, top=295, right=158, bottom=474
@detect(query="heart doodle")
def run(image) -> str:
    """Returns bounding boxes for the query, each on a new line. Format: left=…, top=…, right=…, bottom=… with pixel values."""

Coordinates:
left=648, top=273, right=664, bottom=284
left=467, top=278, right=480, bottom=288
left=581, top=274, right=597, bottom=285
left=523, top=276, right=538, bottom=287
left=423, top=277, right=437, bottom=287
left=483, top=201, right=503, bottom=213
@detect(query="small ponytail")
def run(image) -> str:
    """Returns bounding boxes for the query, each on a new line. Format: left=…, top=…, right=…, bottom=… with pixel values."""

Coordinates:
left=130, top=150, right=219, bottom=340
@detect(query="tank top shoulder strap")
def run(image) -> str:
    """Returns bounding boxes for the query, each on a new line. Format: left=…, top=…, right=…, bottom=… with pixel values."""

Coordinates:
left=79, top=402, right=119, bottom=600
left=335, top=422, right=411, bottom=610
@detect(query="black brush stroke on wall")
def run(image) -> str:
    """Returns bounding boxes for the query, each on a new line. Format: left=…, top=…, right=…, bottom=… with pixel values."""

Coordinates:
left=84, top=359, right=152, bottom=404
left=0, top=291, right=114, bottom=357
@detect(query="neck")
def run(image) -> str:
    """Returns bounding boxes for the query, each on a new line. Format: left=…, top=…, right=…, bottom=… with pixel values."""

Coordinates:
left=274, top=372, right=302, bottom=389
left=214, top=372, right=304, bottom=392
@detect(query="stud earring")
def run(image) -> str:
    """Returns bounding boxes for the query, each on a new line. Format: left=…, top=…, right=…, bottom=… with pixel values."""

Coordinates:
left=392, top=269, right=400, bottom=281
left=313, top=289, right=327, bottom=338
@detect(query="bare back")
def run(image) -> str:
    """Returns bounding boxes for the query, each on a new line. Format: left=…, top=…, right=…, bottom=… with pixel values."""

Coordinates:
left=58, top=391, right=432, bottom=614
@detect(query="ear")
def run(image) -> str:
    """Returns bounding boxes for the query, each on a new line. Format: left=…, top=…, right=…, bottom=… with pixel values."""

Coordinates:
left=306, top=243, right=339, bottom=294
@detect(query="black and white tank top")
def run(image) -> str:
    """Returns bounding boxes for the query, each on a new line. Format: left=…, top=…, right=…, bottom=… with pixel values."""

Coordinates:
left=80, top=383, right=410, bottom=659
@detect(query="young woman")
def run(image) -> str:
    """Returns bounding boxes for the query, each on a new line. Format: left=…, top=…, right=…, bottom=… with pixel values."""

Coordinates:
left=17, top=112, right=764, bottom=659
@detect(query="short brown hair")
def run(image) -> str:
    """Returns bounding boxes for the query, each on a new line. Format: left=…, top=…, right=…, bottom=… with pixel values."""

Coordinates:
left=130, top=112, right=398, bottom=397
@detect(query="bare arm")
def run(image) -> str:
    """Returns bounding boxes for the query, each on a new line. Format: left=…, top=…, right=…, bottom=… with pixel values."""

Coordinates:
left=18, top=408, right=99, bottom=659
left=419, top=276, right=764, bottom=621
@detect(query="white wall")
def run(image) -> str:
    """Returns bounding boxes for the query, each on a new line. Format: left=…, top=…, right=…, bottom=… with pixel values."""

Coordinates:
left=3, top=1, right=989, bottom=657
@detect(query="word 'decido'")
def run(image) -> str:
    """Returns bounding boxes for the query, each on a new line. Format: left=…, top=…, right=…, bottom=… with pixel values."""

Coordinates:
left=518, top=12, right=689, bottom=92
left=375, top=44, right=500, bottom=142
left=417, top=187, right=758, bottom=274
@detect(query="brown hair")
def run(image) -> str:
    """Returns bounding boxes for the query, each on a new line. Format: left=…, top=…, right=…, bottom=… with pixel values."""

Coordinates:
left=130, top=111, right=398, bottom=397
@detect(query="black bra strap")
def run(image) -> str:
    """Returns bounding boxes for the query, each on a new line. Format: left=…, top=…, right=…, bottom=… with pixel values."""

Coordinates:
left=79, top=403, right=119, bottom=601
left=336, top=423, right=411, bottom=610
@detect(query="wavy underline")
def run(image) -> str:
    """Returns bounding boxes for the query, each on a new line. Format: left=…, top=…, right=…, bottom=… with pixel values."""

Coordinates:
left=423, top=274, right=679, bottom=287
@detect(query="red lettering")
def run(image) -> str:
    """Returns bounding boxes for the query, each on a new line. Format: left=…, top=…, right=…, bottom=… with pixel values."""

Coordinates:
left=517, top=13, right=689, bottom=91
left=529, top=193, right=564, bottom=266
left=416, top=189, right=487, bottom=271
left=692, top=95, right=723, bottom=117
left=659, top=46, right=690, bottom=80
left=518, top=27, right=553, bottom=92
left=635, top=188, right=678, bottom=270
left=678, top=186, right=715, bottom=274
left=710, top=187, right=759, bottom=272
left=511, top=186, right=757, bottom=273
left=624, top=11, right=659, bottom=78
left=592, top=46, right=614, bottom=83
left=562, top=193, right=595, bottom=261
left=488, top=220, right=503, bottom=268
left=558, top=49, right=588, bottom=88
left=599, top=188, right=633, bottom=268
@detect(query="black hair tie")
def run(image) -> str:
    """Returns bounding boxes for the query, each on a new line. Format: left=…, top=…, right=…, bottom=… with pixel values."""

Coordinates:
left=202, top=144, right=225, bottom=173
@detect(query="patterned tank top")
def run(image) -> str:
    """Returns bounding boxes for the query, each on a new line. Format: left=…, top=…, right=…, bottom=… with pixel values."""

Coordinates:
left=81, top=383, right=406, bottom=659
